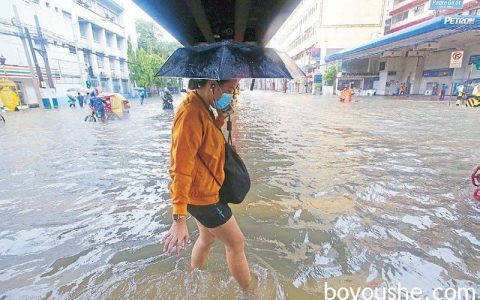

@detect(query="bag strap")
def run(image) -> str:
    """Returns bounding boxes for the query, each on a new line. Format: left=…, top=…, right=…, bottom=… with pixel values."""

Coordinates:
left=193, top=91, right=226, bottom=187
left=196, top=152, right=222, bottom=187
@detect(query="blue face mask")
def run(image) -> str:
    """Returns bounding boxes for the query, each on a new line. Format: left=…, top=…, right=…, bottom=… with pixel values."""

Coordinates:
left=212, top=83, right=235, bottom=117
left=215, top=93, right=233, bottom=110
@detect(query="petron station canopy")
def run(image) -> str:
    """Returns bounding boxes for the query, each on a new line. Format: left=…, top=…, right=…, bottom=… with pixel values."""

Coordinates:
left=325, top=15, right=480, bottom=63
left=133, top=0, right=301, bottom=47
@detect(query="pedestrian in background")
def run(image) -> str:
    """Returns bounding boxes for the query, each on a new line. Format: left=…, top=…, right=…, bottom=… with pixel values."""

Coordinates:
left=400, top=83, right=407, bottom=95
left=439, top=83, right=447, bottom=100
left=140, top=89, right=145, bottom=105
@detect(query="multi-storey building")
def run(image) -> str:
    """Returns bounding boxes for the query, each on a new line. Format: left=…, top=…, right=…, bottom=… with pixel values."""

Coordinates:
left=327, top=0, right=480, bottom=96
left=268, top=0, right=390, bottom=93
left=0, top=0, right=132, bottom=107
left=386, top=0, right=480, bottom=34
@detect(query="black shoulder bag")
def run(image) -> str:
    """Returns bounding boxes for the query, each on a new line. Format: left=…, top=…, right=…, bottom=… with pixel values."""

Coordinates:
left=195, top=92, right=250, bottom=204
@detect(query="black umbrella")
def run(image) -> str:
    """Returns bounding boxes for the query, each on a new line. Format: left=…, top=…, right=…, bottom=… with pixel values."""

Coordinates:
left=156, top=40, right=305, bottom=79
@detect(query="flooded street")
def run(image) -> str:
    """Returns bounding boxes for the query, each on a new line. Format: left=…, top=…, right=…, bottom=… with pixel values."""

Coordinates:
left=0, top=91, right=479, bottom=299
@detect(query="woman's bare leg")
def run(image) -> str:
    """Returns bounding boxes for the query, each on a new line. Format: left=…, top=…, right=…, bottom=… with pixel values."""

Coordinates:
left=191, top=219, right=216, bottom=269
left=209, top=216, right=252, bottom=290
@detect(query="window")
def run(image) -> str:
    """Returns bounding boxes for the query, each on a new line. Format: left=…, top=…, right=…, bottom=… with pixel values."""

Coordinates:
left=109, top=57, right=115, bottom=69
left=120, top=62, right=125, bottom=72
left=392, top=10, right=409, bottom=24
left=83, top=52, right=91, bottom=66
left=106, top=33, right=113, bottom=47
left=79, top=23, right=87, bottom=39
left=413, top=4, right=424, bottom=16
left=469, top=8, right=480, bottom=15
left=62, top=11, right=71, bottom=20
left=97, top=56, right=104, bottom=69
left=93, top=28, right=101, bottom=43
left=117, top=37, right=123, bottom=51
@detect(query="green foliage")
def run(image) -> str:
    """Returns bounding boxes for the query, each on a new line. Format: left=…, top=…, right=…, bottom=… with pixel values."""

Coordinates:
left=314, top=83, right=322, bottom=91
left=127, top=20, right=181, bottom=90
left=323, top=65, right=337, bottom=86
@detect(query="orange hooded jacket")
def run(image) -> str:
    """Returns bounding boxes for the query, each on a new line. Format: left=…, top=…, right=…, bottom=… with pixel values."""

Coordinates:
left=169, top=91, right=226, bottom=215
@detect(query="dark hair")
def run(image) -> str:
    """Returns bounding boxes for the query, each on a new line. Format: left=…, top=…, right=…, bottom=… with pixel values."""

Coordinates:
left=188, top=79, right=230, bottom=90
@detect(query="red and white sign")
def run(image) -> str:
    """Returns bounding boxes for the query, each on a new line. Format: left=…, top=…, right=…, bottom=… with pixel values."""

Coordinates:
left=450, top=51, right=464, bottom=68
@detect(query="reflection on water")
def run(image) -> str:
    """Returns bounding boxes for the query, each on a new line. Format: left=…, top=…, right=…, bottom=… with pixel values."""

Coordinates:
left=0, top=92, right=479, bottom=299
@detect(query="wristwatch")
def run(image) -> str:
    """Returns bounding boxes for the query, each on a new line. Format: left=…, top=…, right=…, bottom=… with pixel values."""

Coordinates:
left=173, top=214, right=186, bottom=221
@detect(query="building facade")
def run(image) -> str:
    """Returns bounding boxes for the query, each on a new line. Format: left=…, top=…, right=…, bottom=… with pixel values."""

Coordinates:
left=0, top=0, right=132, bottom=107
left=267, top=0, right=390, bottom=93
left=329, top=0, right=480, bottom=96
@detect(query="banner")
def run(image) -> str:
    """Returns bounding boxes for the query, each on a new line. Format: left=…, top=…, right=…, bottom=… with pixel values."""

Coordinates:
left=430, top=0, right=464, bottom=10
left=422, top=68, right=454, bottom=77
left=311, top=48, right=321, bottom=61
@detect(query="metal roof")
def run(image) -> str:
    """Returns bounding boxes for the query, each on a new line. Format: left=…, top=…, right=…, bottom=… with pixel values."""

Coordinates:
left=132, top=0, right=301, bottom=47
left=325, top=16, right=480, bottom=63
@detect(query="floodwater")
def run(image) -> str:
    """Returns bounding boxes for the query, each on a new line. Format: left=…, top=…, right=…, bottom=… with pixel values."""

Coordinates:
left=0, top=91, right=479, bottom=299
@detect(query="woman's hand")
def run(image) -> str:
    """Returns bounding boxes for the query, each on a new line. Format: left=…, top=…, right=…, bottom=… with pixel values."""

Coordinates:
left=162, top=218, right=189, bottom=255
left=214, top=111, right=225, bottom=127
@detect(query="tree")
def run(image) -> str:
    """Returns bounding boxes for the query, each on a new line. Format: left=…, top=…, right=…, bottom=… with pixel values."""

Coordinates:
left=127, top=21, right=181, bottom=93
left=323, top=65, right=337, bottom=86
left=135, top=20, right=180, bottom=54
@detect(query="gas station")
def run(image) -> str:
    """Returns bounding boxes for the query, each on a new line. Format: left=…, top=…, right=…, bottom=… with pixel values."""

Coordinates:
left=326, top=15, right=480, bottom=97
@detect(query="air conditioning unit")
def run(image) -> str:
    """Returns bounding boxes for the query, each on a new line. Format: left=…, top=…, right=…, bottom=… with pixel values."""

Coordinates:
left=381, top=50, right=402, bottom=58
left=417, top=42, right=439, bottom=50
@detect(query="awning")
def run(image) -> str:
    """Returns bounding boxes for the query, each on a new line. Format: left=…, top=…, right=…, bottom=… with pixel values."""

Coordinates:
left=325, top=16, right=480, bottom=63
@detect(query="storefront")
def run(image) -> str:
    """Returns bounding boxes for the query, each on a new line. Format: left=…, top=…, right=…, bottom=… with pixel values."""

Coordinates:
left=326, top=16, right=480, bottom=96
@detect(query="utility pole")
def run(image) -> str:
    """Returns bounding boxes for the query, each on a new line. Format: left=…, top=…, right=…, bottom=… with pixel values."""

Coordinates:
left=12, top=5, right=42, bottom=105
left=24, top=28, right=44, bottom=86
left=34, top=15, right=54, bottom=89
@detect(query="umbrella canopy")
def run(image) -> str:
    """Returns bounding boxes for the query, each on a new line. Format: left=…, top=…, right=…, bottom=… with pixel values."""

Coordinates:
left=156, top=41, right=305, bottom=80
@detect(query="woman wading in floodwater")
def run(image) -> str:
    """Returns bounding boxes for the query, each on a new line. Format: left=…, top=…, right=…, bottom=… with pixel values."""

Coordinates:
left=162, top=78, right=253, bottom=290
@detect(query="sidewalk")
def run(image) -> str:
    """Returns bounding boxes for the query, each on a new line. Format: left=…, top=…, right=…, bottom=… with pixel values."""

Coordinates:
left=381, top=94, right=457, bottom=103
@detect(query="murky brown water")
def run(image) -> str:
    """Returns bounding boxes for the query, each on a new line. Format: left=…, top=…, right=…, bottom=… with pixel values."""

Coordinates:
left=0, top=91, right=479, bottom=299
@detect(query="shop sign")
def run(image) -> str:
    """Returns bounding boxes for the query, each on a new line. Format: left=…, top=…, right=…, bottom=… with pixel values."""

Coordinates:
left=444, top=16, right=475, bottom=25
left=468, top=55, right=480, bottom=65
left=422, top=68, right=454, bottom=77
left=431, top=0, right=464, bottom=10
left=311, top=48, right=321, bottom=61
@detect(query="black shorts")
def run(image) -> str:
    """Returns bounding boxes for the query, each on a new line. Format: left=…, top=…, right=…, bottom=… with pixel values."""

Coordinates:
left=187, top=201, right=232, bottom=229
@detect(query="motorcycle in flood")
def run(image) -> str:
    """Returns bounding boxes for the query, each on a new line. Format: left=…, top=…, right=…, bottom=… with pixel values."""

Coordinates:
left=162, top=93, right=173, bottom=110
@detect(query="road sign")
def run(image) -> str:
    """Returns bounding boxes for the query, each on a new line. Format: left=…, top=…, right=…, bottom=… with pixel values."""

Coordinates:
left=450, top=51, right=464, bottom=68
left=430, top=0, right=464, bottom=10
